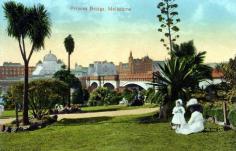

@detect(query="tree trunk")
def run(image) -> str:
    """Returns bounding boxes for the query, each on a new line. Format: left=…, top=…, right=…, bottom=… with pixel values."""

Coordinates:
left=159, top=100, right=173, bottom=120
left=23, top=62, right=30, bottom=125
left=68, top=54, right=70, bottom=72
left=223, top=101, right=230, bottom=128
left=166, top=1, right=173, bottom=54
left=15, top=102, right=19, bottom=128
left=68, top=88, right=71, bottom=107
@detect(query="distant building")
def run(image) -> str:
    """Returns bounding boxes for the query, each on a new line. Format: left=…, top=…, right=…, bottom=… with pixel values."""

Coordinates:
left=72, top=64, right=88, bottom=77
left=88, top=61, right=117, bottom=76
left=32, top=51, right=63, bottom=76
left=117, top=51, right=153, bottom=74
left=0, top=62, right=35, bottom=79
left=117, top=52, right=158, bottom=74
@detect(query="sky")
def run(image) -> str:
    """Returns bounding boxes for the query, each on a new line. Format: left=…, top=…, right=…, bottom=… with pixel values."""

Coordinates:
left=0, top=0, right=236, bottom=68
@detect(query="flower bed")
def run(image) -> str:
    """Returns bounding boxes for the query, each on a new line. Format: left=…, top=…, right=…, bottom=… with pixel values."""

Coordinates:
left=0, top=115, right=58, bottom=133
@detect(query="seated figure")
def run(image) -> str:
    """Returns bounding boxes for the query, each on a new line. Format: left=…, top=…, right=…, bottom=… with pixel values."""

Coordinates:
left=176, top=98, right=204, bottom=135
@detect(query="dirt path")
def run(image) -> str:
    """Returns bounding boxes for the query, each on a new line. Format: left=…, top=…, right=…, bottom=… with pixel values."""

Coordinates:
left=0, top=118, right=15, bottom=125
left=57, top=107, right=159, bottom=121
left=0, top=107, right=159, bottom=124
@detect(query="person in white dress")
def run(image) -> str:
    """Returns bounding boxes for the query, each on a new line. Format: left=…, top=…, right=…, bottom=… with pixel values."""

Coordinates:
left=176, top=98, right=205, bottom=135
left=171, top=99, right=186, bottom=129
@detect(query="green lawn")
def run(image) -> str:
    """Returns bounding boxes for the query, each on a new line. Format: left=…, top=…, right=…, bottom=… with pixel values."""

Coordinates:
left=81, top=104, right=157, bottom=113
left=0, top=113, right=235, bottom=151
left=0, top=110, right=22, bottom=119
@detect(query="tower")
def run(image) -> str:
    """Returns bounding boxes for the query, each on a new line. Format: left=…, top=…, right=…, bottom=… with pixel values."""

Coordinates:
left=129, top=51, right=134, bottom=74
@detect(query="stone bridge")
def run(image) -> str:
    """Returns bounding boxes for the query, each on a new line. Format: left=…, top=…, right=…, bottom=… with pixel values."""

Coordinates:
left=80, top=72, right=155, bottom=91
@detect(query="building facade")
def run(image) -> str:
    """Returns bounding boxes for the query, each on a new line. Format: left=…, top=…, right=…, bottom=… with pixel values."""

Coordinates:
left=117, top=51, right=153, bottom=74
left=88, top=61, right=117, bottom=76
left=32, top=51, right=63, bottom=76
left=0, top=62, right=35, bottom=79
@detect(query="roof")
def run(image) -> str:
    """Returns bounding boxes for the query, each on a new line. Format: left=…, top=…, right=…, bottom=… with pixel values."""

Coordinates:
left=212, top=69, right=224, bottom=79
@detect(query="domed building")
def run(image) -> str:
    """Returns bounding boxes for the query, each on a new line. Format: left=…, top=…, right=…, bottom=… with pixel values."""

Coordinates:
left=33, top=51, right=63, bottom=76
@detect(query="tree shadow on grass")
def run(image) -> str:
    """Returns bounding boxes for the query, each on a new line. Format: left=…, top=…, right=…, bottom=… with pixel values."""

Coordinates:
left=56, top=116, right=113, bottom=126
left=136, top=113, right=170, bottom=124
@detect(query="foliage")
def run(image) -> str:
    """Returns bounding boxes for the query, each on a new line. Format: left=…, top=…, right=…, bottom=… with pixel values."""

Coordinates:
left=228, top=109, right=236, bottom=127
left=28, top=79, right=68, bottom=119
left=157, top=0, right=180, bottom=51
left=88, top=87, right=122, bottom=106
left=154, top=41, right=212, bottom=119
left=203, top=107, right=224, bottom=121
left=227, top=87, right=236, bottom=103
left=64, top=34, right=75, bottom=71
left=53, top=69, right=83, bottom=106
left=82, top=89, right=90, bottom=103
left=72, top=88, right=84, bottom=104
left=6, top=80, right=68, bottom=119
left=121, top=88, right=134, bottom=102
left=4, top=82, right=23, bottom=109
left=145, top=88, right=166, bottom=104
left=220, top=56, right=236, bottom=85
left=3, top=1, right=51, bottom=124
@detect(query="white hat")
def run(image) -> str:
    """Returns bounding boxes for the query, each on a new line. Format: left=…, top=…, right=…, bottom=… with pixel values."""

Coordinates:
left=176, top=99, right=183, bottom=105
left=186, top=98, right=198, bottom=107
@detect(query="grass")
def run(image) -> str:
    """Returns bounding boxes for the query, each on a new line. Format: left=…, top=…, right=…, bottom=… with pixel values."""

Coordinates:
left=0, top=104, right=157, bottom=119
left=81, top=104, right=157, bottom=113
left=0, top=110, right=22, bottom=119
left=0, top=113, right=235, bottom=151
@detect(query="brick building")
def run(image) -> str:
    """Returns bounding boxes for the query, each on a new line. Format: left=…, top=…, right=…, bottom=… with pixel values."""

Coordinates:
left=117, top=51, right=153, bottom=74
left=0, top=62, right=35, bottom=79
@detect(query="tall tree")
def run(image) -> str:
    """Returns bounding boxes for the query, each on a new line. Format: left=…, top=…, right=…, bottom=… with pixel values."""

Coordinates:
left=64, top=34, right=75, bottom=72
left=3, top=1, right=51, bottom=125
left=157, top=0, right=180, bottom=53
left=53, top=69, right=82, bottom=106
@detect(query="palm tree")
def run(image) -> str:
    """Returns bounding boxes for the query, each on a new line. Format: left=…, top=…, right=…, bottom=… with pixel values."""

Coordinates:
left=64, top=34, right=75, bottom=72
left=155, top=41, right=212, bottom=119
left=3, top=1, right=51, bottom=125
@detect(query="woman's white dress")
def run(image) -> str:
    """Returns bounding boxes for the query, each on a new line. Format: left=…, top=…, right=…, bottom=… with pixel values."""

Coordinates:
left=171, top=106, right=186, bottom=125
left=176, top=111, right=204, bottom=135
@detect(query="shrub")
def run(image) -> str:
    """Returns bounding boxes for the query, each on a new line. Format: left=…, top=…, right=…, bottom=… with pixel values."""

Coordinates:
left=4, top=82, right=24, bottom=110
left=6, top=79, right=68, bottom=119
left=72, top=88, right=83, bottom=104
left=228, top=109, right=236, bottom=127
left=203, top=106, right=224, bottom=121
left=121, top=88, right=134, bottom=102
left=88, top=87, right=121, bottom=106
left=29, top=79, right=68, bottom=119
left=145, top=89, right=166, bottom=105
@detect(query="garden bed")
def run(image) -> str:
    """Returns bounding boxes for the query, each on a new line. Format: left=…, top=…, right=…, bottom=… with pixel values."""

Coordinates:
left=0, top=115, right=58, bottom=133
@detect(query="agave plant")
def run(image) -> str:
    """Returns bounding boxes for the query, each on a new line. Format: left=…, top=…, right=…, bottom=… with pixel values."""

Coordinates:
left=156, top=41, right=212, bottom=119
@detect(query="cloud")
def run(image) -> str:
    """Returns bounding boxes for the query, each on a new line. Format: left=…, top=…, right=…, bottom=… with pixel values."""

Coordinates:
left=192, top=4, right=204, bottom=22
left=208, top=0, right=236, bottom=15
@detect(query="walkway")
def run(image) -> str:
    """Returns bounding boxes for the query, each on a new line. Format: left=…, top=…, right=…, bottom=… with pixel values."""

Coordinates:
left=0, top=107, right=159, bottom=124
left=57, top=107, right=159, bottom=121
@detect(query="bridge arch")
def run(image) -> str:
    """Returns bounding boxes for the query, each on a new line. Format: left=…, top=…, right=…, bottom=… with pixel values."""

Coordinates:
left=124, top=83, right=145, bottom=91
left=103, top=83, right=115, bottom=90
left=90, top=82, right=98, bottom=91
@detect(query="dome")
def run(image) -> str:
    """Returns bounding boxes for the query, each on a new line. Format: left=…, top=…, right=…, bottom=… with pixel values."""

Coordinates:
left=43, top=51, right=57, bottom=62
